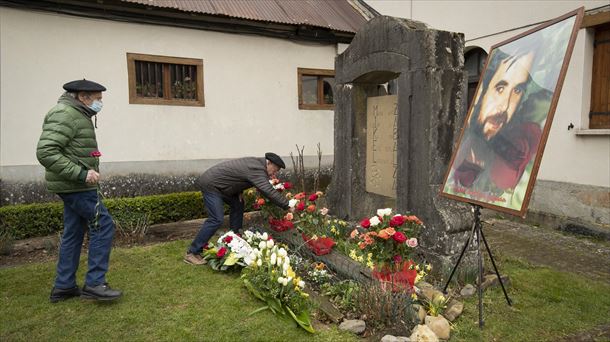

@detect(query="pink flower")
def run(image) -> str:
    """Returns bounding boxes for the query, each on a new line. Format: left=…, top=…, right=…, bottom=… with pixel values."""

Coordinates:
left=407, top=238, right=418, bottom=248
left=350, top=229, right=359, bottom=239
left=360, top=218, right=371, bottom=229
left=90, top=150, right=102, bottom=157
left=284, top=212, right=294, bottom=221
left=320, top=207, right=329, bottom=215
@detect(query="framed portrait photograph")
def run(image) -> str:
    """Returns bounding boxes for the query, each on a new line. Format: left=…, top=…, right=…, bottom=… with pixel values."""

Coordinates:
left=441, top=8, right=584, bottom=217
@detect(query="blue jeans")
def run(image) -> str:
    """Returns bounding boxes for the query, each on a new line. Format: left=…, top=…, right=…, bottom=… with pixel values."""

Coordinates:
left=55, top=190, right=114, bottom=289
left=188, top=191, right=244, bottom=254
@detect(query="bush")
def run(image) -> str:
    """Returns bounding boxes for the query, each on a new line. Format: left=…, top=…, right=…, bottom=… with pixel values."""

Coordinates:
left=0, top=192, right=204, bottom=240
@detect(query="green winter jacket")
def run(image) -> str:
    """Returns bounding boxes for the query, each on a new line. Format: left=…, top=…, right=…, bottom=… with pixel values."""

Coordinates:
left=36, top=93, right=100, bottom=193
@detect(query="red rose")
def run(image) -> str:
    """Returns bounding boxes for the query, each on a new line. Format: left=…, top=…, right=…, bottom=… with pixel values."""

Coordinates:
left=216, top=247, right=227, bottom=258
left=223, top=235, right=233, bottom=243
left=392, top=231, right=407, bottom=243
left=308, top=193, right=318, bottom=202
left=393, top=255, right=403, bottom=264
left=389, top=215, right=405, bottom=227
left=296, top=201, right=305, bottom=211
left=283, top=181, right=293, bottom=190
left=90, top=150, right=102, bottom=158
left=360, top=218, right=371, bottom=229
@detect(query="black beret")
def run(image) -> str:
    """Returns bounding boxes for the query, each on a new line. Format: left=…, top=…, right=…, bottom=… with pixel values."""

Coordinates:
left=63, top=79, right=106, bottom=92
left=265, top=152, right=285, bottom=169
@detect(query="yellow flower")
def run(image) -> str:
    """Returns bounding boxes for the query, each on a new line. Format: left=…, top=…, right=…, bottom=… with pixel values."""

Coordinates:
left=426, top=264, right=432, bottom=271
left=357, top=255, right=364, bottom=263
left=411, top=293, right=418, bottom=300
left=366, top=260, right=374, bottom=269
left=349, top=250, right=358, bottom=261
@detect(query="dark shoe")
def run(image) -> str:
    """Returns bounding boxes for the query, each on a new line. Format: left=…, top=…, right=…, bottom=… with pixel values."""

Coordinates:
left=49, top=286, right=81, bottom=303
left=81, top=283, right=122, bottom=301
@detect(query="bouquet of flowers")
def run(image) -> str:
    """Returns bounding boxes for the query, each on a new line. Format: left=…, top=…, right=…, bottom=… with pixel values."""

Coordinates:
left=292, top=191, right=336, bottom=255
left=241, top=232, right=314, bottom=333
left=203, top=231, right=254, bottom=271
left=349, top=208, right=425, bottom=290
left=250, top=179, right=295, bottom=231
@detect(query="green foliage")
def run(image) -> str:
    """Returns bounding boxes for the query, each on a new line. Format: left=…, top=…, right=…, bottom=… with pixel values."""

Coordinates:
left=0, top=192, right=204, bottom=240
left=320, top=280, right=360, bottom=312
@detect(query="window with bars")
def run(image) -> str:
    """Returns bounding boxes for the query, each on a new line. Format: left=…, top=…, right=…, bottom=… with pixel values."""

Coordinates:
left=127, top=53, right=204, bottom=106
left=298, top=68, right=335, bottom=110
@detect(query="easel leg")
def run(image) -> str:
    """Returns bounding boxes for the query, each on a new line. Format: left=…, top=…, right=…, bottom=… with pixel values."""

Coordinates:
left=443, top=216, right=477, bottom=293
left=480, top=226, right=512, bottom=306
left=476, top=222, right=484, bottom=328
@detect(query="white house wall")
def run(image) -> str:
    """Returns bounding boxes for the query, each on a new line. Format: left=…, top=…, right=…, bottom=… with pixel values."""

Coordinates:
left=0, top=7, right=335, bottom=181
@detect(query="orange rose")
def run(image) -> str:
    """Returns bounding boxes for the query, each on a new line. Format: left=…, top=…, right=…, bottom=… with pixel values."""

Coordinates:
left=256, top=198, right=265, bottom=206
left=306, top=204, right=316, bottom=213
left=378, top=229, right=391, bottom=240
left=358, top=242, right=367, bottom=250
left=284, top=212, right=294, bottom=221
left=386, top=227, right=396, bottom=236
left=350, top=229, right=359, bottom=239
left=294, top=192, right=306, bottom=200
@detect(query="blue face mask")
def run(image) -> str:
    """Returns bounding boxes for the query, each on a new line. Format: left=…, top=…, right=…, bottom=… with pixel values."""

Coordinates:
left=88, top=100, right=103, bottom=113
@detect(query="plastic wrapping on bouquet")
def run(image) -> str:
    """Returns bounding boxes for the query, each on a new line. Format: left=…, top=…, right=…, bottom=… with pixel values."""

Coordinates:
left=301, top=233, right=336, bottom=256
left=371, top=260, right=417, bottom=292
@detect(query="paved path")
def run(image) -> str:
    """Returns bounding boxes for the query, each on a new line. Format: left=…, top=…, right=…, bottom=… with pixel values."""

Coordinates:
left=483, top=218, right=610, bottom=284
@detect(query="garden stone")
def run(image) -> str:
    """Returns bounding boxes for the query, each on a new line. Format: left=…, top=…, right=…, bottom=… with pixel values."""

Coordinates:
left=418, top=306, right=427, bottom=324
left=410, top=324, right=439, bottom=342
left=381, top=335, right=411, bottom=342
left=339, top=319, right=366, bottom=335
left=425, top=315, right=451, bottom=340
left=480, top=274, right=511, bottom=291
left=460, top=284, right=476, bottom=297
left=443, top=300, right=463, bottom=322
left=422, top=287, right=445, bottom=302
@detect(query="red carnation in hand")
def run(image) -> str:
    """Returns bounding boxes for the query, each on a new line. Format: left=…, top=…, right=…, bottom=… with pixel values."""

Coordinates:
left=217, top=247, right=227, bottom=258
left=283, top=181, right=293, bottom=190
left=308, top=193, right=318, bottom=202
left=389, top=215, right=405, bottom=227
left=392, top=231, right=407, bottom=243
left=90, top=150, right=102, bottom=157
left=360, top=218, right=371, bottom=229
left=223, top=235, right=233, bottom=244
left=296, top=201, right=306, bottom=211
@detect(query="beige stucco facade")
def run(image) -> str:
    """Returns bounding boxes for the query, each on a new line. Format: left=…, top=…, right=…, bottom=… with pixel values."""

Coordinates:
left=0, top=7, right=335, bottom=179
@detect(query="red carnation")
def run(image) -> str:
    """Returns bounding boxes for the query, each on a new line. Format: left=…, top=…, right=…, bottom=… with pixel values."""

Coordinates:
left=283, top=181, right=293, bottom=190
left=393, top=255, right=403, bottom=264
left=392, top=231, right=407, bottom=243
left=296, top=201, right=306, bottom=211
left=389, top=215, right=405, bottom=227
left=217, top=247, right=227, bottom=258
left=90, top=150, right=102, bottom=158
left=223, top=235, right=233, bottom=244
left=308, top=193, right=318, bottom=202
left=360, top=218, right=371, bottom=229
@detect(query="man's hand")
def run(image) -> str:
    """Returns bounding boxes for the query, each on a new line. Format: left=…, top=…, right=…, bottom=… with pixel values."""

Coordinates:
left=85, top=170, right=100, bottom=185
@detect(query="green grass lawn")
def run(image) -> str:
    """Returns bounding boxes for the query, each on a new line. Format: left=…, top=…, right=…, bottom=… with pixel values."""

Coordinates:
left=0, top=240, right=357, bottom=341
left=450, top=255, right=610, bottom=341
left=2, top=241, right=609, bottom=342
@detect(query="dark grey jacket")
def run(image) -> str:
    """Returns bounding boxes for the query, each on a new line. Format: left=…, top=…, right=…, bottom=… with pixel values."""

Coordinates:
left=196, top=157, right=289, bottom=209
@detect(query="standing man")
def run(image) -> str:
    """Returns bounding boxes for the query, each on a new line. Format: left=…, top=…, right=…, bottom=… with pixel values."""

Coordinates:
left=37, top=79, right=122, bottom=302
left=185, top=153, right=290, bottom=265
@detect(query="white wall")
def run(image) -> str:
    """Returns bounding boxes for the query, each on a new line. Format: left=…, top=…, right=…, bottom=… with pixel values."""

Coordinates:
left=0, top=8, right=335, bottom=169
left=368, top=0, right=610, bottom=187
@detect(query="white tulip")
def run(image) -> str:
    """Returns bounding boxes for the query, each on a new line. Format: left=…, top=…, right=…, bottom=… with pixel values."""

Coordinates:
left=266, top=240, right=274, bottom=249
left=262, top=232, right=268, bottom=240
left=277, top=277, right=285, bottom=284
left=259, top=241, right=266, bottom=250
left=298, top=280, right=305, bottom=288
left=270, top=253, right=277, bottom=265
left=256, top=259, right=262, bottom=266
left=278, top=248, right=287, bottom=257
left=284, top=256, right=290, bottom=266
left=282, top=278, right=289, bottom=286
left=276, top=256, right=283, bottom=266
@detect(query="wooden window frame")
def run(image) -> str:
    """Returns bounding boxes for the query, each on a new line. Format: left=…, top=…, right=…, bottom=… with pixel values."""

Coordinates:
left=127, top=53, right=204, bottom=107
left=297, top=68, right=335, bottom=110
left=583, top=12, right=610, bottom=129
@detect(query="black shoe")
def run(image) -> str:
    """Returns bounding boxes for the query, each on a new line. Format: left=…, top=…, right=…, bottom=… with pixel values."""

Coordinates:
left=49, top=286, right=81, bottom=303
left=81, top=283, right=122, bottom=301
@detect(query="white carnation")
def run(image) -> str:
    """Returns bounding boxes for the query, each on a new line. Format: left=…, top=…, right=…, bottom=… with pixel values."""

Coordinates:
left=370, top=216, right=381, bottom=226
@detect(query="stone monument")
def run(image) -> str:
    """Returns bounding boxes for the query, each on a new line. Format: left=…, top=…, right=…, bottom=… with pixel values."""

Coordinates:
left=327, top=16, right=475, bottom=270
